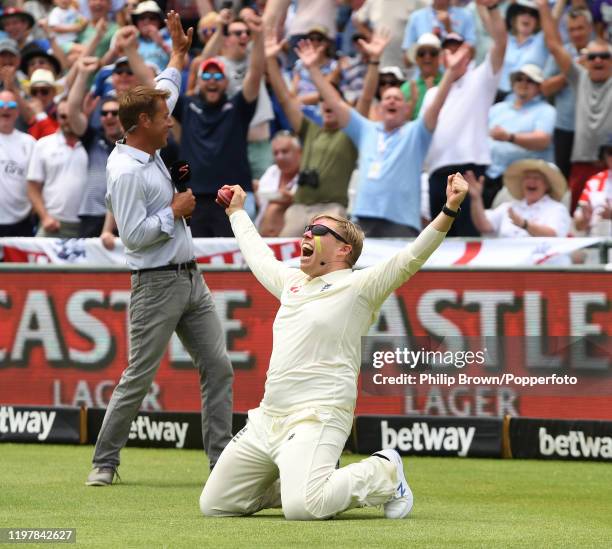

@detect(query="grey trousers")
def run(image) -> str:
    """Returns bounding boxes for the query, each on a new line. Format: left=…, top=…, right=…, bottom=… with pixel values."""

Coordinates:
left=92, top=266, right=233, bottom=470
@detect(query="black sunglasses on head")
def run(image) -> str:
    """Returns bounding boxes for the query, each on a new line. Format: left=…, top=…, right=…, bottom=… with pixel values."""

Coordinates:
left=304, top=224, right=349, bottom=244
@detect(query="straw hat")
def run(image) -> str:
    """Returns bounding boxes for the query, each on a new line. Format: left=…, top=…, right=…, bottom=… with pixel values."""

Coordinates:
left=503, top=159, right=567, bottom=202
left=408, top=32, right=441, bottom=64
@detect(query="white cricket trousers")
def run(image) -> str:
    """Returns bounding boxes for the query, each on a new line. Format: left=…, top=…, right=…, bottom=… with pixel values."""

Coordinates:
left=200, top=407, right=397, bottom=520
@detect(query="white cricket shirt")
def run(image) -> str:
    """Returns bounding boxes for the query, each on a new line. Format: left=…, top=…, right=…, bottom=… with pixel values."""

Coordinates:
left=230, top=210, right=445, bottom=427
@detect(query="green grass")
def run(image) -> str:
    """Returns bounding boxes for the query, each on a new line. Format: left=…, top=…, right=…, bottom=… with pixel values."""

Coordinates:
left=1, top=444, right=611, bottom=548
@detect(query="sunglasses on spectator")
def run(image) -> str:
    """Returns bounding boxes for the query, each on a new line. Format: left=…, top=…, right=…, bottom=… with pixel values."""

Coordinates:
left=417, top=49, right=439, bottom=58
left=31, top=87, right=53, bottom=97
left=513, top=75, right=537, bottom=84
left=0, top=100, right=17, bottom=109
left=379, top=78, right=400, bottom=87
left=101, top=109, right=119, bottom=117
left=304, top=224, right=349, bottom=244
left=229, top=29, right=251, bottom=38
left=114, top=67, right=134, bottom=76
left=201, top=72, right=225, bottom=81
left=200, top=27, right=217, bottom=35
left=307, top=34, right=327, bottom=43
left=58, top=114, right=68, bottom=120
left=586, top=52, right=611, bottom=61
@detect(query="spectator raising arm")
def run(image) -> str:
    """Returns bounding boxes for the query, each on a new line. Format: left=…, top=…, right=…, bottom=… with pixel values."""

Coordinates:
left=241, top=13, right=265, bottom=103
left=115, top=26, right=156, bottom=88
left=166, top=11, right=194, bottom=73
left=422, top=43, right=471, bottom=131
left=465, top=170, right=495, bottom=234
left=295, top=40, right=351, bottom=128
left=265, top=32, right=303, bottom=132
left=537, top=0, right=572, bottom=74
left=355, top=29, right=391, bottom=117
left=67, top=56, right=100, bottom=137
left=476, top=0, right=507, bottom=74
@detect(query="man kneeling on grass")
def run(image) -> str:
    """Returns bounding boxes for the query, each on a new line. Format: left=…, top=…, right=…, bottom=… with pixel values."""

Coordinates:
left=199, top=172, right=469, bottom=520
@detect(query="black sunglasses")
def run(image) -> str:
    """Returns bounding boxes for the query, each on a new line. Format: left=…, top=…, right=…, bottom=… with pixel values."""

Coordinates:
left=114, top=67, right=134, bottom=76
left=417, top=49, right=439, bottom=58
left=304, top=224, right=349, bottom=244
left=229, top=29, right=251, bottom=37
left=587, top=52, right=611, bottom=61
left=101, top=109, right=119, bottom=117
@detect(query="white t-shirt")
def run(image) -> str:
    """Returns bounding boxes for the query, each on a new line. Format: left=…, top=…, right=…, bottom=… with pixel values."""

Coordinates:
left=484, top=194, right=571, bottom=238
left=424, top=55, right=501, bottom=174
left=48, top=6, right=81, bottom=45
left=27, top=131, right=88, bottom=223
left=0, top=130, right=36, bottom=224
left=288, top=0, right=337, bottom=38
left=578, top=169, right=612, bottom=237
left=255, top=164, right=298, bottom=227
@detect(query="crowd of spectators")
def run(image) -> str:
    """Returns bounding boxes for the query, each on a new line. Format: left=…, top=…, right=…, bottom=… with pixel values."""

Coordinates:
left=0, top=0, right=610, bottom=245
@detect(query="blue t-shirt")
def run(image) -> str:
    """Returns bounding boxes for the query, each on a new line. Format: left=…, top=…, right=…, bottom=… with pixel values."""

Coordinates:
left=486, top=96, right=556, bottom=179
left=137, top=30, right=171, bottom=72
left=402, top=6, right=476, bottom=50
left=174, top=91, right=257, bottom=194
left=344, top=110, right=432, bottom=230
left=500, top=33, right=549, bottom=92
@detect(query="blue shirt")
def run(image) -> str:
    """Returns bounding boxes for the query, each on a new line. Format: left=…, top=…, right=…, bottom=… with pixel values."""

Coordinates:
left=137, top=30, right=171, bottom=72
left=486, top=96, right=556, bottom=179
left=500, top=33, right=549, bottom=92
left=344, top=110, right=432, bottom=230
left=402, top=6, right=476, bottom=50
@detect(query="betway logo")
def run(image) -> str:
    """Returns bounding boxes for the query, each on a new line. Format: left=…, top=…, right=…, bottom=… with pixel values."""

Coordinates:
left=539, top=428, right=612, bottom=459
left=0, top=406, right=56, bottom=441
left=129, top=416, right=188, bottom=448
left=381, top=420, right=475, bottom=457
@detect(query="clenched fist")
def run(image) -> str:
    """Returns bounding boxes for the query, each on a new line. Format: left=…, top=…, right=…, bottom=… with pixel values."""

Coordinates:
left=446, top=172, right=468, bottom=211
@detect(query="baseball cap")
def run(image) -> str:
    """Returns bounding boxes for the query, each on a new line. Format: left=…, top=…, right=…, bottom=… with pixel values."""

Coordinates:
left=112, top=56, right=131, bottom=72
left=511, top=63, right=544, bottom=84
left=441, top=32, right=465, bottom=48
left=0, top=38, right=20, bottom=57
left=200, top=58, right=226, bottom=75
left=379, top=66, right=405, bottom=82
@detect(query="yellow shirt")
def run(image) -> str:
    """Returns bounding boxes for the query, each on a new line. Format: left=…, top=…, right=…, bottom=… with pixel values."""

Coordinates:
left=230, top=210, right=446, bottom=427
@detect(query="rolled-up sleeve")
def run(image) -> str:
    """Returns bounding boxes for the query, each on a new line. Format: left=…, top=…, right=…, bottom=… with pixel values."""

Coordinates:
left=107, top=172, right=174, bottom=251
left=155, top=67, right=182, bottom=114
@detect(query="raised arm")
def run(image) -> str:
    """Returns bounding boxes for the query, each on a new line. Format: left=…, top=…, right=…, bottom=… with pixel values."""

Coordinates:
left=113, top=26, right=156, bottom=88
left=225, top=184, right=294, bottom=299
left=355, top=29, right=391, bottom=117
left=242, top=13, right=265, bottom=103
left=358, top=173, right=469, bottom=309
left=537, top=0, right=572, bottom=74
left=265, top=32, right=303, bottom=132
left=155, top=11, right=193, bottom=113
left=465, top=170, right=495, bottom=234
left=422, top=43, right=471, bottom=131
left=476, top=0, right=507, bottom=74
left=295, top=40, right=351, bottom=128
left=201, top=8, right=233, bottom=60
left=67, top=57, right=99, bottom=137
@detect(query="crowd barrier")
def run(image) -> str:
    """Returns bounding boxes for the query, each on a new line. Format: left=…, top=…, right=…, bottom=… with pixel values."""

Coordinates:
left=0, top=265, right=610, bottom=420
left=1, top=405, right=610, bottom=462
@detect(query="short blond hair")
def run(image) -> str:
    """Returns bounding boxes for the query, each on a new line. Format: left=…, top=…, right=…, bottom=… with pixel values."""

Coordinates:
left=311, top=213, right=365, bottom=267
left=118, top=86, right=170, bottom=134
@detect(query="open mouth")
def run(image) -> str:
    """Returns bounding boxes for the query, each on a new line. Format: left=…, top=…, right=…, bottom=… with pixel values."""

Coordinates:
left=301, top=242, right=314, bottom=257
